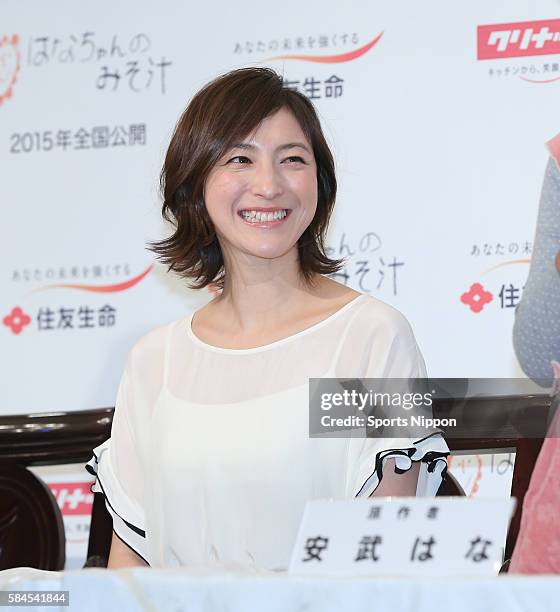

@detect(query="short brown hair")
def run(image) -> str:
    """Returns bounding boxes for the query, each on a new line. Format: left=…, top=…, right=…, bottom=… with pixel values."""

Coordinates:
left=148, top=66, right=345, bottom=290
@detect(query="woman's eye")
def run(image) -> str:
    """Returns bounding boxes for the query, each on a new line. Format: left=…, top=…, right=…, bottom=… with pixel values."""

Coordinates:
left=284, top=156, right=305, bottom=164
left=227, top=156, right=251, bottom=164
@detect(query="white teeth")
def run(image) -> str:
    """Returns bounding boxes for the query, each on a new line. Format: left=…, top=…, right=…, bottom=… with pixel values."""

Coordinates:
left=240, top=210, right=288, bottom=222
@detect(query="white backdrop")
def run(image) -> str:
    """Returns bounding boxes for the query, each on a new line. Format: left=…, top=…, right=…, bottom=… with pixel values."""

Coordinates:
left=2, top=0, right=559, bottom=413
left=4, top=0, right=554, bottom=571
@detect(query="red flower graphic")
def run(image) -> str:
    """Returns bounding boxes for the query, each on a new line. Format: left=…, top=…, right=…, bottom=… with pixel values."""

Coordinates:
left=460, top=283, right=493, bottom=313
left=3, top=306, right=31, bottom=334
left=0, top=34, right=21, bottom=108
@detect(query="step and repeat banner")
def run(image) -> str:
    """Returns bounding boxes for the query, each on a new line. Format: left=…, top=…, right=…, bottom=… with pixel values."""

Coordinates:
left=4, top=0, right=556, bottom=569
left=3, top=0, right=559, bottom=415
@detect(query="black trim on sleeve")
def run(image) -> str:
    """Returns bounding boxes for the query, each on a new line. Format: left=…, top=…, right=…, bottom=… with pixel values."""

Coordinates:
left=87, top=450, right=147, bottom=538
left=354, top=446, right=450, bottom=497
left=421, top=451, right=450, bottom=473
left=95, top=473, right=146, bottom=537
left=355, top=449, right=413, bottom=497
left=87, top=448, right=146, bottom=537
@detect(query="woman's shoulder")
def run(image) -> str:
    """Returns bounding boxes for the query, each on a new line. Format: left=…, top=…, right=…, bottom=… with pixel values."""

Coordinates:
left=354, top=294, right=416, bottom=340
left=127, top=316, right=187, bottom=372
left=337, top=294, right=425, bottom=378
left=321, top=278, right=414, bottom=336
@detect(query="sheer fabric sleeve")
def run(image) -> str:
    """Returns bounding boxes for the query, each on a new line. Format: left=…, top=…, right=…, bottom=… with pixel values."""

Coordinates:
left=85, top=352, right=149, bottom=565
left=346, top=305, right=450, bottom=498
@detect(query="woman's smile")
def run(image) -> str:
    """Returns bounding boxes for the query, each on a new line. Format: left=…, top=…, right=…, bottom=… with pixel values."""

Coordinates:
left=237, top=207, right=293, bottom=228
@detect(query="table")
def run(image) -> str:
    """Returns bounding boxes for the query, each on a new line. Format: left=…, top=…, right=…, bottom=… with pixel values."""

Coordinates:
left=1, top=566, right=559, bottom=612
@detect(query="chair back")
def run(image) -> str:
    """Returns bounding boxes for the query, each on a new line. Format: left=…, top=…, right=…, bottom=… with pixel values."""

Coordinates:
left=0, top=407, right=112, bottom=570
left=0, top=463, right=65, bottom=570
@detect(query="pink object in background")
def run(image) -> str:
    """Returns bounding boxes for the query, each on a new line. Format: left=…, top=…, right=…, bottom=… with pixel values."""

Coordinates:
left=509, top=362, right=560, bottom=574
left=546, top=132, right=560, bottom=169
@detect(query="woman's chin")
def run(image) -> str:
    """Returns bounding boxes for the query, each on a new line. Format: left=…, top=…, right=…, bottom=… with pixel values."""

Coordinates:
left=242, top=243, right=297, bottom=261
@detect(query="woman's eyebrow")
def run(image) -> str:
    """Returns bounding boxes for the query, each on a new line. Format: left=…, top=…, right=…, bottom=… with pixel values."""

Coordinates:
left=229, top=142, right=311, bottom=154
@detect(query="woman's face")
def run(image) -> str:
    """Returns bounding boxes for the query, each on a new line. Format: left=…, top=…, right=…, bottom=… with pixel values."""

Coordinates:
left=203, top=107, right=318, bottom=264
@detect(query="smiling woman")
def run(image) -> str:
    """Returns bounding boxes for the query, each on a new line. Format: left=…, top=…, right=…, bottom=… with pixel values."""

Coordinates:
left=147, top=67, right=342, bottom=290
left=85, top=66, right=450, bottom=571
left=203, top=107, right=320, bottom=264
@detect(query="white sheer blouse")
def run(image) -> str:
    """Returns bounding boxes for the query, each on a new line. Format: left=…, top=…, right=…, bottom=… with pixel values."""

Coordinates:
left=86, top=293, right=449, bottom=569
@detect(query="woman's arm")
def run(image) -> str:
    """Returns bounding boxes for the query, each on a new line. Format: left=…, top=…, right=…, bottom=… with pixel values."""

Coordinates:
left=107, top=532, right=149, bottom=569
left=513, top=150, right=560, bottom=385
left=370, top=458, right=420, bottom=497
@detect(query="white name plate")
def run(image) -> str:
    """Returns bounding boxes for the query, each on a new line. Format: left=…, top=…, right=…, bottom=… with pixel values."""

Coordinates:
left=288, top=497, right=516, bottom=577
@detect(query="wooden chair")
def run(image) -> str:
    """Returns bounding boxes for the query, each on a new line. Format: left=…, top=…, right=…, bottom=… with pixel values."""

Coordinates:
left=437, top=470, right=466, bottom=496
left=84, top=492, right=114, bottom=567
left=0, top=463, right=65, bottom=570
left=0, top=407, right=112, bottom=570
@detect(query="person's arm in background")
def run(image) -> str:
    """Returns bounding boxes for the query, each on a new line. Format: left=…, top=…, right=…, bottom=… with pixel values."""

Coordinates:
left=512, top=134, right=560, bottom=386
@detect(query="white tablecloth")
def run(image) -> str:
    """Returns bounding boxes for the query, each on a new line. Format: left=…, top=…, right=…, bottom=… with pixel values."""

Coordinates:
left=1, top=566, right=559, bottom=612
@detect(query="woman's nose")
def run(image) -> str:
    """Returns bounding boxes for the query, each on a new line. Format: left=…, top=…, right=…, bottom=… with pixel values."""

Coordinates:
left=250, top=161, right=284, bottom=199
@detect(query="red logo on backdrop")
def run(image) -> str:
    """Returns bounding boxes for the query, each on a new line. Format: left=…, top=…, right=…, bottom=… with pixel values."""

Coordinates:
left=460, top=283, right=493, bottom=313
left=477, top=19, right=560, bottom=60
left=3, top=306, right=31, bottom=334
left=264, top=33, right=384, bottom=63
left=0, top=34, right=21, bottom=107
left=3, top=265, right=154, bottom=336
left=32, top=264, right=153, bottom=294
left=50, top=482, right=94, bottom=516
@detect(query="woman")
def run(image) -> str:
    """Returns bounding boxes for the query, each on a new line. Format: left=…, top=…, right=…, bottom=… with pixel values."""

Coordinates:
left=86, top=67, right=449, bottom=570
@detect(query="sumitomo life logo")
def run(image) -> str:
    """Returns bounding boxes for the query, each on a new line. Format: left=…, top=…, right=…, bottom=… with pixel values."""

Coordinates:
left=477, top=19, right=560, bottom=83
